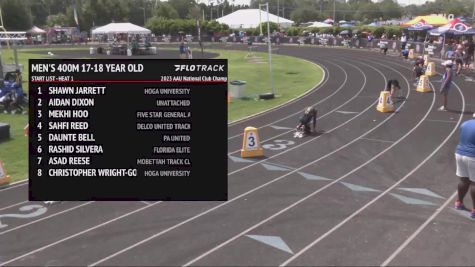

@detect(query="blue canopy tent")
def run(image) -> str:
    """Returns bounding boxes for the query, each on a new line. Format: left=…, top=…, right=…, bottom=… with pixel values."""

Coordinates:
left=428, top=19, right=475, bottom=59
left=407, top=19, right=433, bottom=31
left=428, top=18, right=475, bottom=36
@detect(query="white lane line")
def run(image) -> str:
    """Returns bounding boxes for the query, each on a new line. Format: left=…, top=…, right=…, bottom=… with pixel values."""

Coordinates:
left=336, top=111, right=359, bottom=114
left=227, top=59, right=369, bottom=174
left=227, top=60, right=343, bottom=149
left=358, top=95, right=378, bottom=98
left=1, top=202, right=162, bottom=266
left=228, top=58, right=327, bottom=129
left=425, top=119, right=457, bottom=123
left=280, top=81, right=464, bottom=266
left=88, top=60, right=402, bottom=267
left=140, top=201, right=159, bottom=205
left=380, top=191, right=457, bottom=267
left=262, top=162, right=296, bottom=171
left=0, top=181, right=28, bottom=192
left=6, top=180, right=28, bottom=186
left=0, top=202, right=94, bottom=236
left=0, top=200, right=28, bottom=212
left=359, top=137, right=395, bottom=144
left=184, top=64, right=423, bottom=267
left=227, top=60, right=354, bottom=156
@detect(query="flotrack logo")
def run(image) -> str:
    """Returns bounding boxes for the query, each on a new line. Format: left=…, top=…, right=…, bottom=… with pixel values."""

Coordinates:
left=174, top=65, right=225, bottom=72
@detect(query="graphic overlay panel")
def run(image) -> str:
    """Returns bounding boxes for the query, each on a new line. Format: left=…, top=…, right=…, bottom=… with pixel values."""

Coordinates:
left=29, top=59, right=228, bottom=201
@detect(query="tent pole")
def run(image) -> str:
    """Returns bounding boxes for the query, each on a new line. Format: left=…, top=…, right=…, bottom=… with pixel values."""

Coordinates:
left=423, top=31, right=428, bottom=55
left=259, top=8, right=262, bottom=36
left=265, top=3, right=274, bottom=97
left=441, top=33, right=445, bottom=60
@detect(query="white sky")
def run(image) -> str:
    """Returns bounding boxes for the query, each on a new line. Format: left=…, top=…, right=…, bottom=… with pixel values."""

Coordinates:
left=396, top=0, right=434, bottom=6
left=195, top=0, right=433, bottom=6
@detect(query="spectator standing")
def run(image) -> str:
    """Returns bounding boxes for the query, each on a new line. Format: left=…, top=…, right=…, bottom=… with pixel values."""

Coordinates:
left=179, top=42, right=187, bottom=59
left=400, top=32, right=407, bottom=52
left=454, top=44, right=464, bottom=75
left=380, top=33, right=388, bottom=55
left=464, top=40, right=474, bottom=70
left=413, top=59, right=424, bottom=85
left=454, top=117, right=475, bottom=219
left=438, top=60, right=455, bottom=111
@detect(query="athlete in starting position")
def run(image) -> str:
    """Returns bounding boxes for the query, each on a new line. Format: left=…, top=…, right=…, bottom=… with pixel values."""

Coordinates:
left=294, top=107, right=317, bottom=138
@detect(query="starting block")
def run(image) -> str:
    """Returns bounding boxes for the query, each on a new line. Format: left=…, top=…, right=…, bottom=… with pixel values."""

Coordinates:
left=423, top=54, right=429, bottom=66
left=241, top=127, right=264, bottom=158
left=416, top=75, right=432, bottom=92
left=0, top=160, right=11, bottom=187
left=376, top=91, right=394, bottom=113
left=425, top=62, right=436, bottom=77
left=408, top=49, right=415, bottom=59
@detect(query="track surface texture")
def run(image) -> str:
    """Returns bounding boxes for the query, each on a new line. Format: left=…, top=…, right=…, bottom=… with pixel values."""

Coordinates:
left=1, top=44, right=475, bottom=266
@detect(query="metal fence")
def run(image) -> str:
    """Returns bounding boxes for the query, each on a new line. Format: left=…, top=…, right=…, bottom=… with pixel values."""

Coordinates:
left=155, top=35, right=448, bottom=58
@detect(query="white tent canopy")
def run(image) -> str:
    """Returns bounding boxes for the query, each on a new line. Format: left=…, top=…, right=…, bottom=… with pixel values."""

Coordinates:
left=216, top=9, right=293, bottom=29
left=28, top=26, right=46, bottom=34
left=92, top=22, right=151, bottom=35
left=307, top=21, right=333, bottom=28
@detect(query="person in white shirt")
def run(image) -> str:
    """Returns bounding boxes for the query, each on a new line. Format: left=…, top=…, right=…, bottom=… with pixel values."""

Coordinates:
left=400, top=32, right=407, bottom=50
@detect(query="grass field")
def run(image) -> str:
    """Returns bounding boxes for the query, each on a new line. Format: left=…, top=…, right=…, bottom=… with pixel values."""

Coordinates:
left=0, top=48, right=49, bottom=183
left=0, top=46, right=323, bottom=182
left=215, top=50, right=324, bottom=122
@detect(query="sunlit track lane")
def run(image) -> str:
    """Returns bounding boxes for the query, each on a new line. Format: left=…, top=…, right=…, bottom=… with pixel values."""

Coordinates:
left=0, top=54, right=384, bottom=264
left=83, top=56, right=418, bottom=266
left=2, top=45, right=470, bottom=267
left=177, top=57, right=440, bottom=266
left=379, top=60, right=475, bottom=267
left=280, top=88, right=466, bottom=267
left=182, top=57, right=446, bottom=266
left=0, top=182, right=29, bottom=210
left=226, top=60, right=337, bottom=152
left=227, top=59, right=368, bottom=173
left=225, top=45, right=371, bottom=138
left=226, top=56, right=402, bottom=178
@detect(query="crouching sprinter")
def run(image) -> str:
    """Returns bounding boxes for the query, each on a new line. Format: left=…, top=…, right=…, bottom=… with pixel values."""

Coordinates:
left=294, top=107, right=317, bottom=138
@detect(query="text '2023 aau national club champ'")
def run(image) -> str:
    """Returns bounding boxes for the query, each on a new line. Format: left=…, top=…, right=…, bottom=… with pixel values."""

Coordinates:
left=29, top=59, right=228, bottom=201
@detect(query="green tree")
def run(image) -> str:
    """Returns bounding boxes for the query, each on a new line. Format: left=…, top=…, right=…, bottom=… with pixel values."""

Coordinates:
left=290, top=8, right=320, bottom=24
left=403, top=4, right=421, bottom=17
left=188, top=5, right=201, bottom=20
left=254, top=21, right=279, bottom=35
left=354, top=2, right=381, bottom=22
left=168, top=0, right=197, bottom=19
left=126, top=0, right=154, bottom=26
left=154, top=2, right=179, bottom=19
left=0, top=0, right=32, bottom=30
left=81, top=0, right=129, bottom=29
left=378, top=0, right=401, bottom=20
left=27, top=0, right=49, bottom=26
left=442, top=0, right=466, bottom=16
left=46, top=13, right=68, bottom=26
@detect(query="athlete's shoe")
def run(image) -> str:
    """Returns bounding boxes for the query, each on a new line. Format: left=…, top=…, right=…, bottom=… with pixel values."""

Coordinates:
left=455, top=200, right=465, bottom=210
left=471, top=209, right=475, bottom=219
left=438, top=106, right=447, bottom=111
